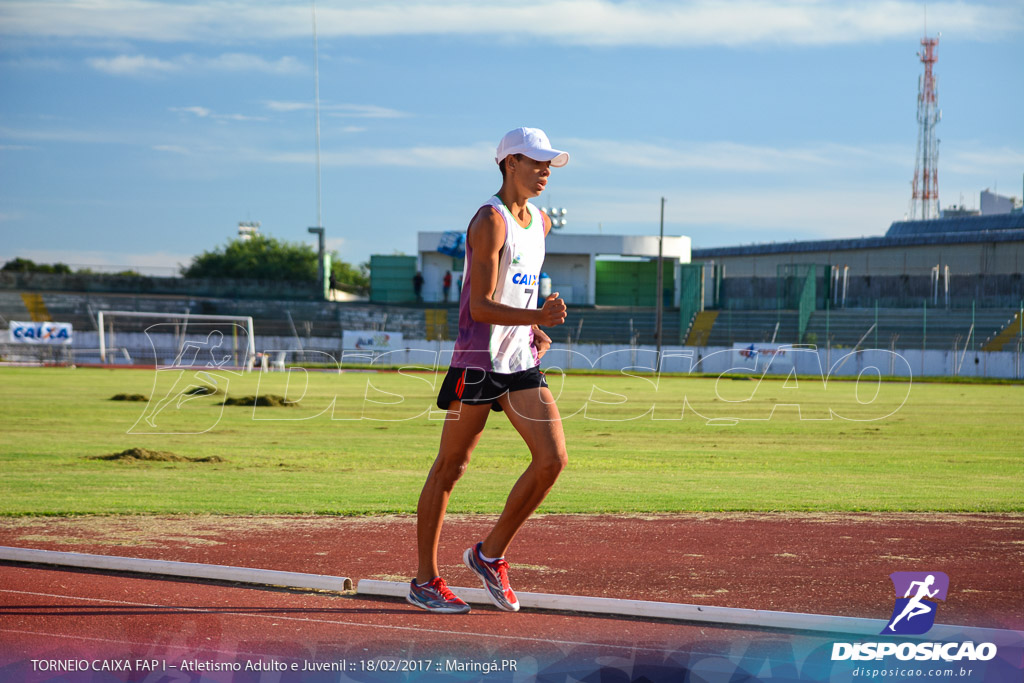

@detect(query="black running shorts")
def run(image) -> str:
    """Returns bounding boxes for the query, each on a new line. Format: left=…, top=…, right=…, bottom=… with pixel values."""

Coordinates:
left=436, top=365, right=548, bottom=412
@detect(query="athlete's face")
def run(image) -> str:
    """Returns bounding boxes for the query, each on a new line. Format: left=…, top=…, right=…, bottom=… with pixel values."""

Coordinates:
left=509, top=156, right=551, bottom=197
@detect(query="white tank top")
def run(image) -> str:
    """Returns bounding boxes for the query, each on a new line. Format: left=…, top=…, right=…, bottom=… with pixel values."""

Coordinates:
left=451, top=196, right=546, bottom=374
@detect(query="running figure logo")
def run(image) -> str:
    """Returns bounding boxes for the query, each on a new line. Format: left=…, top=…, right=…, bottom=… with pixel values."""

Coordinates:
left=882, top=571, right=949, bottom=635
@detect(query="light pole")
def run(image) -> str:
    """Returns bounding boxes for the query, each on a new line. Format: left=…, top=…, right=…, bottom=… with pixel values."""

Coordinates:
left=308, top=2, right=326, bottom=301
left=308, top=226, right=325, bottom=298
left=656, top=197, right=665, bottom=371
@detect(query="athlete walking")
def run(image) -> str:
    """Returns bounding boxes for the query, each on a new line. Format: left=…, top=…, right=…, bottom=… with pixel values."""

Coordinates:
left=408, top=128, right=569, bottom=614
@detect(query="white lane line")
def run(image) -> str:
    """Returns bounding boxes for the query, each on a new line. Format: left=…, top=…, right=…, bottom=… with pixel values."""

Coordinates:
left=0, top=628, right=278, bottom=660
left=362, top=579, right=893, bottom=634
left=357, top=580, right=1021, bottom=644
left=0, top=588, right=772, bottom=656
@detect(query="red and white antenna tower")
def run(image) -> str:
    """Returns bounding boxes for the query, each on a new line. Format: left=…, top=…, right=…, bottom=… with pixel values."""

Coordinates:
left=910, top=33, right=941, bottom=220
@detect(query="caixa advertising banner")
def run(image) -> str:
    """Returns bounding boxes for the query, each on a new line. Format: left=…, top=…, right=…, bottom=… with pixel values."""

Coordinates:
left=733, top=342, right=795, bottom=372
left=8, top=321, right=73, bottom=345
left=341, top=331, right=403, bottom=352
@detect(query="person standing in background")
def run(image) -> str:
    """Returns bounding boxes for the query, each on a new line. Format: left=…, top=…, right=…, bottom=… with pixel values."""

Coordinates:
left=413, top=271, right=425, bottom=303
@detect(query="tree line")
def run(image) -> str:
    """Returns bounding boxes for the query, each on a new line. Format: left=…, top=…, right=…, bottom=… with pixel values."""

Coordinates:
left=4, top=235, right=369, bottom=290
left=2, top=258, right=142, bottom=277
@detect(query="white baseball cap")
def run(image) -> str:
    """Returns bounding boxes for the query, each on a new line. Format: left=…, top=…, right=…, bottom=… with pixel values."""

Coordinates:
left=495, top=127, right=569, bottom=167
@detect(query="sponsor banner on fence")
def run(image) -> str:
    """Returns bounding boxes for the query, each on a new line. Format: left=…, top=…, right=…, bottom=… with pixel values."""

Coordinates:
left=342, top=331, right=403, bottom=352
left=8, top=321, right=73, bottom=345
left=732, top=342, right=795, bottom=372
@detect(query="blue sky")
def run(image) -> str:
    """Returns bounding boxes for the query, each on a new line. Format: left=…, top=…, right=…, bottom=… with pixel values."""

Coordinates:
left=1, top=0, right=1022, bottom=274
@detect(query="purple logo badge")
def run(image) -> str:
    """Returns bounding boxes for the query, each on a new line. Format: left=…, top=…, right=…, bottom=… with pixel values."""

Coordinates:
left=882, top=571, right=949, bottom=635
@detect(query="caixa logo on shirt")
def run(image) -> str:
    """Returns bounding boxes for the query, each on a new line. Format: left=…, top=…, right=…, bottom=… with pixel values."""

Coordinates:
left=511, top=273, right=538, bottom=287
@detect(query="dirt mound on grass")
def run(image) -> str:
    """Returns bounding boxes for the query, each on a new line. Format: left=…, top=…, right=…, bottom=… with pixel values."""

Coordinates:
left=220, top=395, right=296, bottom=407
left=110, top=393, right=149, bottom=401
left=88, top=448, right=225, bottom=464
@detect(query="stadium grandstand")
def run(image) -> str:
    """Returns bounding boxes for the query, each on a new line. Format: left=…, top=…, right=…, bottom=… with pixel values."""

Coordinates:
left=689, top=210, right=1023, bottom=351
left=1, top=198, right=1022, bottom=375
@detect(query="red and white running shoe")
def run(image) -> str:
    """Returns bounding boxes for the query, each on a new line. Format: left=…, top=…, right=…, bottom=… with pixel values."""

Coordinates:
left=406, top=577, right=471, bottom=614
left=463, top=542, right=519, bottom=612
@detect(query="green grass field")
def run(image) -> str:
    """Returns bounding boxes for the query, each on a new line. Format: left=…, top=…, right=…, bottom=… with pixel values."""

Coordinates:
left=0, top=367, right=1021, bottom=515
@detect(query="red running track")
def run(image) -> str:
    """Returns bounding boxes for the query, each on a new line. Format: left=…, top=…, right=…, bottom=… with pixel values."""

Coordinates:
left=1, top=513, right=1022, bottom=682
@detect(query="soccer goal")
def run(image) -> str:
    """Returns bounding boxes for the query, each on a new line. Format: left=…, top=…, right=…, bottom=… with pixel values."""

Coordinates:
left=96, top=310, right=256, bottom=369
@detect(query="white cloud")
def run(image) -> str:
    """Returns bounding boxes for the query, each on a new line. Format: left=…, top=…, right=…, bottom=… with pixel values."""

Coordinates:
left=263, top=101, right=309, bottom=113
left=2, top=1, right=1019, bottom=46
left=88, top=54, right=178, bottom=75
left=257, top=137, right=908, bottom=173
left=566, top=139, right=817, bottom=172
left=564, top=139, right=910, bottom=172
left=171, top=106, right=212, bottom=118
left=940, top=146, right=1024, bottom=175
left=264, top=101, right=408, bottom=118
left=170, top=106, right=267, bottom=122
left=215, top=113, right=268, bottom=122
left=263, top=142, right=493, bottom=169
left=203, top=53, right=301, bottom=73
left=152, top=144, right=190, bottom=154
left=323, top=105, right=407, bottom=119
left=88, top=52, right=302, bottom=77
left=561, top=185, right=909, bottom=242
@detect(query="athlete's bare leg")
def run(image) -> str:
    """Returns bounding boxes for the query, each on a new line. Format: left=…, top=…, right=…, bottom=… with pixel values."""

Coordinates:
left=415, top=400, right=492, bottom=584
left=480, top=386, right=567, bottom=559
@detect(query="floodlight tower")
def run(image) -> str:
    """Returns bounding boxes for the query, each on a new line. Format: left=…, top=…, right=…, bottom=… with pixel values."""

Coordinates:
left=541, top=206, right=567, bottom=230
left=910, top=34, right=941, bottom=220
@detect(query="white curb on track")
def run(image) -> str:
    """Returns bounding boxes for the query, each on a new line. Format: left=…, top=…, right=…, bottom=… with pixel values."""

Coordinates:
left=0, top=546, right=353, bottom=592
left=357, top=579, right=1021, bottom=645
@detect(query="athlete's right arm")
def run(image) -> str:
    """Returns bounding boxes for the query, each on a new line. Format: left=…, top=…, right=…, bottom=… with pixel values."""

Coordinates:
left=467, top=207, right=566, bottom=328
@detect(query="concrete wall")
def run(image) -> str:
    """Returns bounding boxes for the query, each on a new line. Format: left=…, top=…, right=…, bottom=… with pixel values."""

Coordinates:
left=59, top=332, right=1024, bottom=379
left=419, top=252, right=461, bottom=304
left=981, top=190, right=1017, bottom=215
left=0, top=291, right=431, bottom=339
left=541, top=254, right=591, bottom=306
